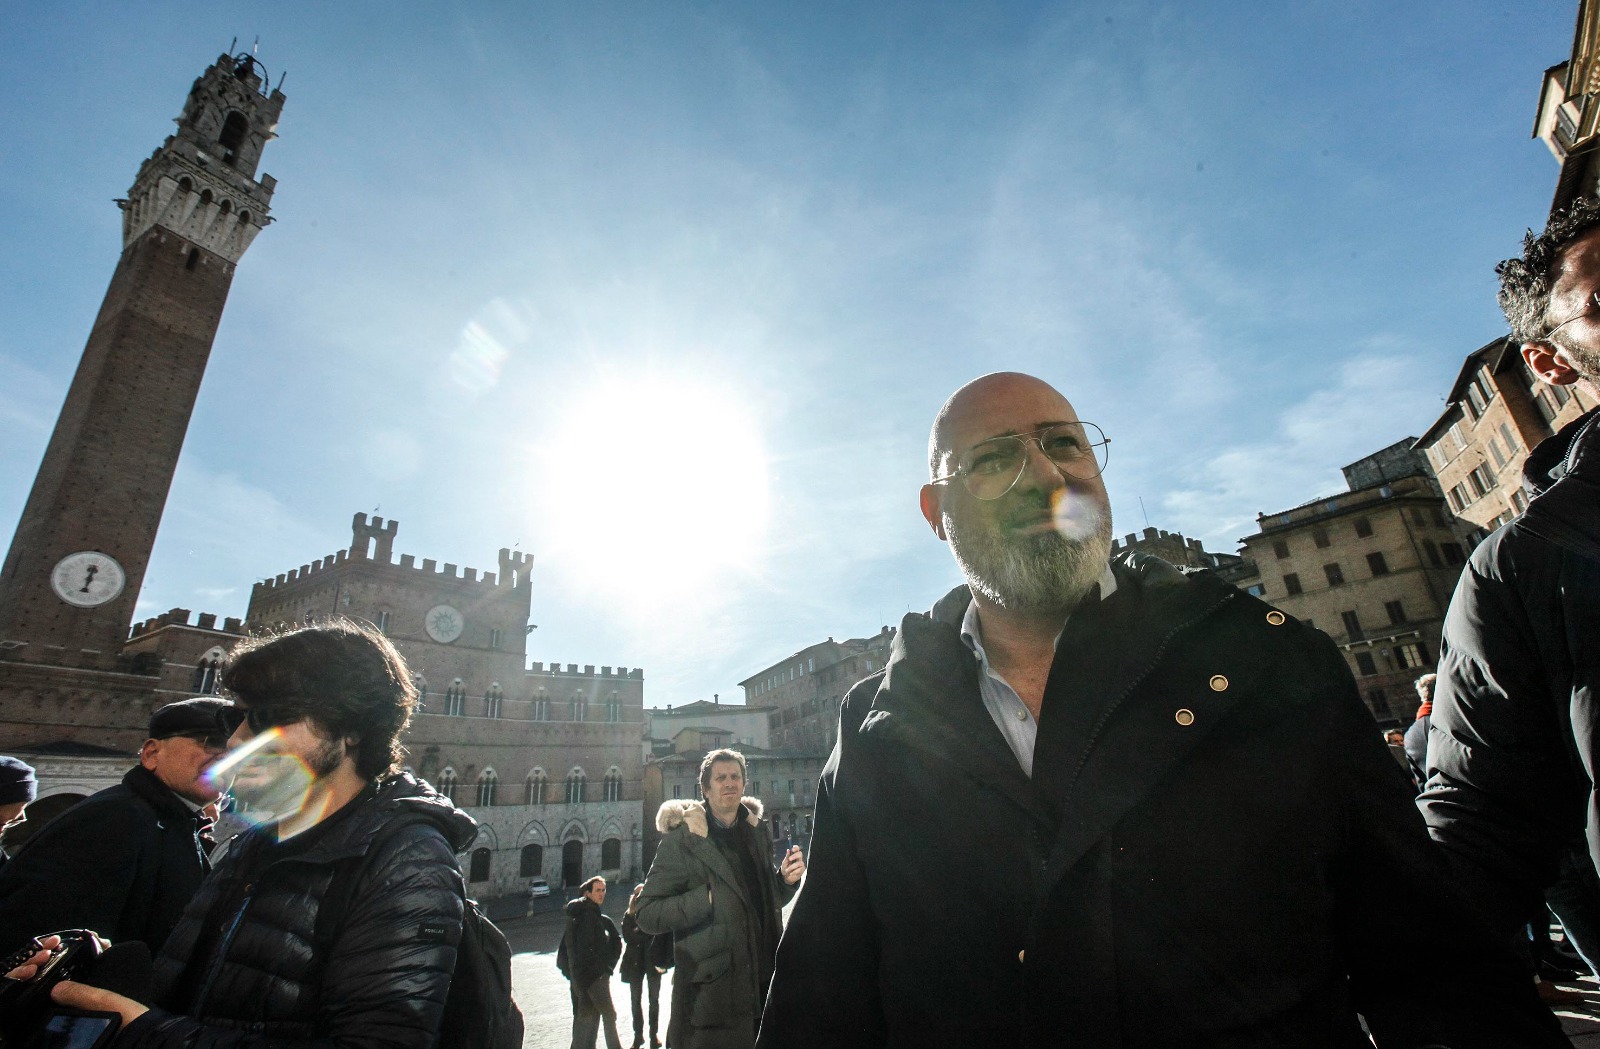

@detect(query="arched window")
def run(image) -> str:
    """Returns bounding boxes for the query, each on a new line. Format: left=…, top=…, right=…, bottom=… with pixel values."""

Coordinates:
left=199, top=188, right=213, bottom=206
left=176, top=176, right=193, bottom=194
left=566, top=768, right=586, bottom=805
left=468, top=847, right=491, bottom=883
left=485, top=683, right=503, bottom=719
left=603, top=767, right=623, bottom=803
left=219, top=111, right=249, bottom=166
left=218, top=198, right=232, bottom=215
left=605, top=691, right=621, bottom=722
left=238, top=210, right=251, bottom=225
left=526, top=767, right=547, bottom=805
left=445, top=679, right=466, bottom=717
left=520, top=843, right=544, bottom=877
left=438, top=767, right=457, bottom=802
left=601, top=838, right=621, bottom=869
left=192, top=647, right=225, bottom=694
left=476, top=768, right=498, bottom=807
left=531, top=689, right=549, bottom=721
left=572, top=692, right=587, bottom=722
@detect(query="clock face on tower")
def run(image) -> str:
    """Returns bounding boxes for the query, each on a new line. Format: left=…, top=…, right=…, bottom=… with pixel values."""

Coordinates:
left=424, top=605, right=465, bottom=644
left=50, top=551, right=126, bottom=608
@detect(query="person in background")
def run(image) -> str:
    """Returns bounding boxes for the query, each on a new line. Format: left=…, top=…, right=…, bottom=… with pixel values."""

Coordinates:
left=1404, top=674, right=1435, bottom=792
left=620, top=882, right=669, bottom=1049
left=0, top=699, right=228, bottom=954
left=0, top=757, right=36, bottom=874
left=560, top=875, right=624, bottom=1049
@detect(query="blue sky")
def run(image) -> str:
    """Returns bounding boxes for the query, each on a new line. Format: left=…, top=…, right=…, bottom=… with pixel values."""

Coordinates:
left=0, top=2, right=1576, bottom=707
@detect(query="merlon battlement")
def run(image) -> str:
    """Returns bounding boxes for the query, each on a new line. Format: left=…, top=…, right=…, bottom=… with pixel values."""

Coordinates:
left=250, top=513, right=534, bottom=595
left=527, top=662, right=644, bottom=680
left=129, top=607, right=244, bottom=639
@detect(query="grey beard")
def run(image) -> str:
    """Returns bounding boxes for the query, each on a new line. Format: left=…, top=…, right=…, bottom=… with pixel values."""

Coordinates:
left=946, top=508, right=1112, bottom=614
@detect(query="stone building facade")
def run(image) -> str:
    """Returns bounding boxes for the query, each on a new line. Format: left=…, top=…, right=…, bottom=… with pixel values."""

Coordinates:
left=1109, top=527, right=1242, bottom=571
left=645, top=698, right=772, bottom=756
left=1415, top=337, right=1597, bottom=535
left=738, top=629, right=894, bottom=754
left=1235, top=444, right=1470, bottom=724
left=245, top=512, right=647, bottom=898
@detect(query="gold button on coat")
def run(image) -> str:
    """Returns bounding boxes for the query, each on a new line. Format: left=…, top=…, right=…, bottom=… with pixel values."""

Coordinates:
left=1175, top=708, right=1195, bottom=726
left=1266, top=610, right=1286, bottom=626
left=1209, top=675, right=1228, bottom=692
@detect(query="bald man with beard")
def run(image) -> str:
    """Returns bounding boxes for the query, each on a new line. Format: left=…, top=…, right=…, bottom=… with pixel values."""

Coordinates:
left=756, top=373, right=1561, bottom=1048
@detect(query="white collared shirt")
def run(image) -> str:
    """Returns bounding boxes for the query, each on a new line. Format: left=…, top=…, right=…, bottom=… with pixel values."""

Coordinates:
left=960, top=565, right=1117, bottom=778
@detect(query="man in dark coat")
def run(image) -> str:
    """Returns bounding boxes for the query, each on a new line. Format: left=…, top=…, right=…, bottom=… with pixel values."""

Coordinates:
left=620, top=882, right=671, bottom=1049
left=757, top=372, right=1561, bottom=1048
left=559, top=875, right=625, bottom=1049
left=1420, top=197, right=1600, bottom=958
left=40, top=620, right=477, bottom=1049
left=0, top=698, right=229, bottom=954
left=0, top=757, right=37, bottom=875
left=639, top=750, right=803, bottom=1049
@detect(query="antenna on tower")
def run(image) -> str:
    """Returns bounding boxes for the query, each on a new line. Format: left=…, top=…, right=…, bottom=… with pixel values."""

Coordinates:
left=252, top=36, right=260, bottom=55
left=230, top=36, right=238, bottom=53
left=1139, top=496, right=1150, bottom=528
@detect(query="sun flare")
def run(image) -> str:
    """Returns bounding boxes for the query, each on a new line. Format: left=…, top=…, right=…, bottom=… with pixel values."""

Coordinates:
left=538, top=375, right=772, bottom=605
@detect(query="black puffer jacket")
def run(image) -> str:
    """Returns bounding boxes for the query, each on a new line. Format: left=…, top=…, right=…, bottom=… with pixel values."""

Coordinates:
left=1420, top=406, right=1600, bottom=942
left=0, top=765, right=209, bottom=955
left=116, top=772, right=476, bottom=1049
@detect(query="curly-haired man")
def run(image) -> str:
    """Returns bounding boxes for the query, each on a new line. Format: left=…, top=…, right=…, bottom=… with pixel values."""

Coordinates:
left=1419, top=198, right=1600, bottom=964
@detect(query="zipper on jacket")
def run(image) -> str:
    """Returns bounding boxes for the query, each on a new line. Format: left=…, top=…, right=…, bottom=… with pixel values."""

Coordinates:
left=190, top=883, right=256, bottom=1016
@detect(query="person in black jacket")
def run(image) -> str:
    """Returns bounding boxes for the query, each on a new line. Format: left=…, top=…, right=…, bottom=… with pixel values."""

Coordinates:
left=559, top=875, right=624, bottom=1049
left=0, top=698, right=229, bottom=955
left=38, top=620, right=476, bottom=1049
left=757, top=372, right=1562, bottom=1048
left=0, top=756, right=36, bottom=875
left=1420, top=197, right=1600, bottom=963
left=619, top=882, right=670, bottom=1049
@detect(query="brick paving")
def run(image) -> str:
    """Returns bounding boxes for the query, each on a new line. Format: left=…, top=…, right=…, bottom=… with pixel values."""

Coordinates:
left=502, top=897, right=1600, bottom=1047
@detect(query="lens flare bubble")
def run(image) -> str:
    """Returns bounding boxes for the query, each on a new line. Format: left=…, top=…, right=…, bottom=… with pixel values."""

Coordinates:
left=1051, top=490, right=1106, bottom=541
left=204, top=727, right=317, bottom=832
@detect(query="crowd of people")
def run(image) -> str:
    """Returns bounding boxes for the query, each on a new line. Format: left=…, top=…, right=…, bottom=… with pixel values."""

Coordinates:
left=3, top=200, right=1600, bottom=1046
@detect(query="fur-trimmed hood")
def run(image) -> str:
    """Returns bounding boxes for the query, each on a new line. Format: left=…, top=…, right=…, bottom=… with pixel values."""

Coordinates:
left=655, top=796, right=764, bottom=835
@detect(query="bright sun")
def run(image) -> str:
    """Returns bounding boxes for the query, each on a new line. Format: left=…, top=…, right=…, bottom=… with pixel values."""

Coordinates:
left=539, top=374, right=771, bottom=605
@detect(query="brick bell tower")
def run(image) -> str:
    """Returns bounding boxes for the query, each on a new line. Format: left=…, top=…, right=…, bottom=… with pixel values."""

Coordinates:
left=0, top=53, right=284, bottom=670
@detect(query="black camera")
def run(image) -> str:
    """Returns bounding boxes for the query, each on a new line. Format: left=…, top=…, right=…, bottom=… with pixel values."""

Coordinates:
left=0, top=931, right=119, bottom=1049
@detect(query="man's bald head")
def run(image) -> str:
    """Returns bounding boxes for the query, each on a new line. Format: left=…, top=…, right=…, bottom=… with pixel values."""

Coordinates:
left=927, top=372, right=1077, bottom=479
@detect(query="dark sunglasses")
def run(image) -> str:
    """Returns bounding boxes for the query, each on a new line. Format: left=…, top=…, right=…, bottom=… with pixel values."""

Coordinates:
left=217, top=705, right=297, bottom=736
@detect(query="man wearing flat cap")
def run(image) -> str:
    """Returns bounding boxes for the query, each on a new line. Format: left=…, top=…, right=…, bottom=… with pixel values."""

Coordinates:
left=0, top=756, right=37, bottom=874
left=0, top=697, right=229, bottom=954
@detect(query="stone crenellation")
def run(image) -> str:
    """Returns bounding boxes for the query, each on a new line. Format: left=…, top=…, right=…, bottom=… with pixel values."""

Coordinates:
left=527, top=663, right=643, bottom=679
left=128, top=608, right=243, bottom=638
left=250, top=513, right=535, bottom=602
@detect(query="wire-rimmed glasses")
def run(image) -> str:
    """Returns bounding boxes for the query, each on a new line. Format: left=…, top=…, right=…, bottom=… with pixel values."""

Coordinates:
left=932, top=422, right=1110, bottom=501
left=1546, top=290, right=1600, bottom=342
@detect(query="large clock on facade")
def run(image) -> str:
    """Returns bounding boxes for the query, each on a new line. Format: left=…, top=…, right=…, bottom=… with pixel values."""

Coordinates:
left=50, top=551, right=126, bottom=608
left=424, top=604, right=465, bottom=643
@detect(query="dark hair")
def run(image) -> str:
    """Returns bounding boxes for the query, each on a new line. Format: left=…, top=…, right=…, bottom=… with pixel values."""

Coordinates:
left=698, top=748, right=747, bottom=791
left=1497, top=197, right=1600, bottom=342
left=221, top=619, right=415, bottom=779
left=579, top=875, right=605, bottom=896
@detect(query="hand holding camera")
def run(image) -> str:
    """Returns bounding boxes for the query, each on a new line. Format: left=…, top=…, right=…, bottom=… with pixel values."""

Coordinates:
left=0, top=930, right=150, bottom=1048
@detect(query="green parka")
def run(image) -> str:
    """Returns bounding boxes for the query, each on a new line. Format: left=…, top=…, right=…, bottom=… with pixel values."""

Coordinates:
left=637, top=797, right=797, bottom=1049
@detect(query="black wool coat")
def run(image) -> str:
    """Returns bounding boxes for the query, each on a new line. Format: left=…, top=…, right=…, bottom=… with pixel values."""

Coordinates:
left=0, top=764, right=210, bottom=955
left=758, top=554, right=1561, bottom=1049
left=1421, top=407, right=1600, bottom=942
left=559, top=895, right=622, bottom=989
left=115, top=772, right=477, bottom=1049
